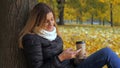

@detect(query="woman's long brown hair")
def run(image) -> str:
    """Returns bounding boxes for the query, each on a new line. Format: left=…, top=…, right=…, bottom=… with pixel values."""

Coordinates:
left=18, top=3, right=60, bottom=48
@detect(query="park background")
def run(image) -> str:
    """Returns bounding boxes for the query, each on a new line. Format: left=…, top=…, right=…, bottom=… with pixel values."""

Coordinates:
left=38, top=0, right=120, bottom=57
left=0, top=0, right=120, bottom=68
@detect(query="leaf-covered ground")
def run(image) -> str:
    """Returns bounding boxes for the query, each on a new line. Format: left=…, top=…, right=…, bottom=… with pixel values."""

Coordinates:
left=59, top=25, right=120, bottom=57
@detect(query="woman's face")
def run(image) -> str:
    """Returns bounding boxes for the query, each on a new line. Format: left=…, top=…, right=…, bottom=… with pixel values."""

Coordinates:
left=44, top=12, right=55, bottom=32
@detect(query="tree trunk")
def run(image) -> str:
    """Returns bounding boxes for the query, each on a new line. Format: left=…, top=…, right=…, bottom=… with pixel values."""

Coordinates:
left=57, top=0, right=65, bottom=25
left=59, top=5, right=64, bottom=25
left=103, top=19, right=105, bottom=26
left=99, top=20, right=102, bottom=25
left=110, top=3, right=113, bottom=27
left=0, top=0, right=38, bottom=68
left=91, top=14, right=94, bottom=25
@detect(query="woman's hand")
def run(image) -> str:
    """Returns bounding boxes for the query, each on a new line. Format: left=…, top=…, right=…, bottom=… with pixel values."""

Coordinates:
left=83, top=51, right=87, bottom=59
left=58, top=48, right=81, bottom=62
left=76, top=50, right=87, bottom=59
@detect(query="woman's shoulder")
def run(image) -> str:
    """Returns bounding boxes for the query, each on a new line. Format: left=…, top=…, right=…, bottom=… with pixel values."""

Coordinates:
left=22, top=33, right=36, bottom=40
left=56, top=35, right=63, bottom=41
left=22, top=33, right=42, bottom=43
left=22, top=33, right=62, bottom=42
left=22, top=33, right=41, bottom=47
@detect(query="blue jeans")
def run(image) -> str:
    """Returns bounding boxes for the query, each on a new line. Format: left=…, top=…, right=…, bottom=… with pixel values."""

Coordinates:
left=76, top=47, right=120, bottom=68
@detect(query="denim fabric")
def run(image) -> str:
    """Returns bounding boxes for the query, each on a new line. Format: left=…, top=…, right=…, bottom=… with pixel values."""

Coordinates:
left=76, top=47, right=120, bottom=68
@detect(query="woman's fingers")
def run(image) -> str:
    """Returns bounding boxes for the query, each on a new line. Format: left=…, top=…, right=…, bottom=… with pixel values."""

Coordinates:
left=63, top=48, right=82, bottom=59
left=67, top=48, right=73, bottom=51
left=76, top=49, right=81, bottom=53
left=71, top=49, right=81, bottom=58
left=71, top=51, right=78, bottom=58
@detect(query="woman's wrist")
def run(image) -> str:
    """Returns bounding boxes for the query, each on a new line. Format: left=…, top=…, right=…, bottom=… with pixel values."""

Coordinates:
left=58, top=54, right=64, bottom=62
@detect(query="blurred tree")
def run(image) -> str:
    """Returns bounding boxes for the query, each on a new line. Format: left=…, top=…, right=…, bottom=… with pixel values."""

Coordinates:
left=101, top=0, right=120, bottom=26
left=86, top=0, right=107, bottom=25
left=57, top=0, right=65, bottom=25
left=37, top=0, right=120, bottom=26
left=0, top=0, right=38, bottom=68
left=110, top=2, right=113, bottom=27
left=64, top=0, right=85, bottom=24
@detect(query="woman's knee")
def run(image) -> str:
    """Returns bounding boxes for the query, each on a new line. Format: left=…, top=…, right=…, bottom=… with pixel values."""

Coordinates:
left=101, top=47, right=115, bottom=56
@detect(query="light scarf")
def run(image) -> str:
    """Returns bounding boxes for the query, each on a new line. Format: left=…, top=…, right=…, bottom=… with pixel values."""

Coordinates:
left=36, top=27, right=57, bottom=41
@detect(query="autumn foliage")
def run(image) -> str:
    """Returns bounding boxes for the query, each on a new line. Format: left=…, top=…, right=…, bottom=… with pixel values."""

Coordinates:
left=59, top=25, right=120, bottom=57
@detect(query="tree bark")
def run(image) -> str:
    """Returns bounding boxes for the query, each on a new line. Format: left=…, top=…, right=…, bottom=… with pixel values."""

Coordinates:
left=91, top=14, right=94, bottom=25
left=99, top=20, right=102, bottom=25
left=103, top=19, right=105, bottom=26
left=59, top=4, right=64, bottom=25
left=57, top=0, right=65, bottom=25
left=0, top=0, right=38, bottom=68
left=110, top=3, right=113, bottom=27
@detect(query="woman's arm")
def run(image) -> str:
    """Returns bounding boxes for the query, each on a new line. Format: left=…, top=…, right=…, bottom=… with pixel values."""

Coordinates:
left=22, top=34, right=64, bottom=68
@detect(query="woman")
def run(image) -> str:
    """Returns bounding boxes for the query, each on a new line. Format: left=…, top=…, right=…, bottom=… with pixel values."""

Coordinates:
left=19, top=2, right=120, bottom=68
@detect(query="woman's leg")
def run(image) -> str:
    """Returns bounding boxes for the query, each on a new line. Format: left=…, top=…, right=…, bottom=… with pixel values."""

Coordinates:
left=76, top=47, right=120, bottom=68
